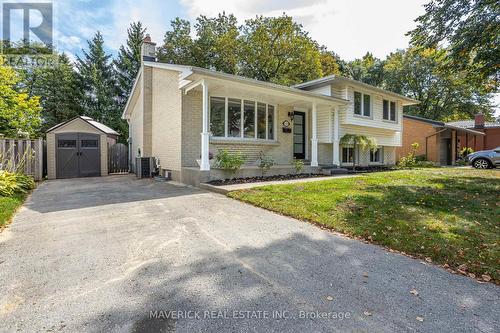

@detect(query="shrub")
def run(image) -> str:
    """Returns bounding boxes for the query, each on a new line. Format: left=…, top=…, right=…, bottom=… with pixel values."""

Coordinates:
left=291, top=158, right=304, bottom=174
left=460, top=147, right=474, bottom=158
left=214, top=149, right=246, bottom=173
left=0, top=171, right=35, bottom=197
left=415, top=154, right=427, bottom=162
left=397, top=142, right=420, bottom=169
left=258, top=151, right=275, bottom=176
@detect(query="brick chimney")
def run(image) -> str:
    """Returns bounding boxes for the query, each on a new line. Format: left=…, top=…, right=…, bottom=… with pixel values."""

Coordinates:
left=474, top=113, right=485, bottom=129
left=141, top=34, right=156, bottom=62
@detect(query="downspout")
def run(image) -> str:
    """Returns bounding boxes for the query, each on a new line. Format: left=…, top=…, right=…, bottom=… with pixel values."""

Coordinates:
left=425, top=128, right=447, bottom=161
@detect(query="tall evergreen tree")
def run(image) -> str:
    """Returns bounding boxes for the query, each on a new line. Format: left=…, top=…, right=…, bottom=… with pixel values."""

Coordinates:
left=25, top=53, right=82, bottom=130
left=76, top=32, right=118, bottom=129
left=114, top=22, right=146, bottom=107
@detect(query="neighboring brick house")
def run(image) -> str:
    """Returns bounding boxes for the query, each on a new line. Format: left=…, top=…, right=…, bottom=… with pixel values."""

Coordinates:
left=123, top=36, right=419, bottom=185
left=396, top=114, right=486, bottom=166
left=447, top=114, right=500, bottom=151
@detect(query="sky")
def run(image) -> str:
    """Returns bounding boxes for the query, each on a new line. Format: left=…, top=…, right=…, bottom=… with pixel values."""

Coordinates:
left=4, top=0, right=429, bottom=61
left=2, top=0, right=499, bottom=114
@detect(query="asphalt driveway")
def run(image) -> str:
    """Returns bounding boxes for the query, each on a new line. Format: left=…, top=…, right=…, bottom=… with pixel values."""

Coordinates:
left=0, top=175, right=498, bottom=332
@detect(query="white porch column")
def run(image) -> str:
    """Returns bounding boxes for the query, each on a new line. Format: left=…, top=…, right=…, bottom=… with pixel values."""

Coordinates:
left=200, top=81, right=210, bottom=171
left=311, top=102, right=318, bottom=167
left=332, top=106, right=340, bottom=166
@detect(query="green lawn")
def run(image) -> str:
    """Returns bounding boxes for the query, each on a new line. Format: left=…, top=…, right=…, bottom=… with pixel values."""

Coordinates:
left=229, top=168, right=500, bottom=282
left=0, top=193, right=27, bottom=228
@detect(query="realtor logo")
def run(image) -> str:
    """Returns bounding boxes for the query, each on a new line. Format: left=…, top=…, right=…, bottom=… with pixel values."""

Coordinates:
left=1, top=2, right=55, bottom=66
left=2, top=2, right=53, bottom=47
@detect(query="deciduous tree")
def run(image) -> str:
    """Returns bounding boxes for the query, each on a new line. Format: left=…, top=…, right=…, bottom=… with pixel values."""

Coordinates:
left=0, top=56, right=41, bottom=137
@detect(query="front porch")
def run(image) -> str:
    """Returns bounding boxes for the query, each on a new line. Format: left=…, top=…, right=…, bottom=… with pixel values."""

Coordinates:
left=180, top=74, right=349, bottom=184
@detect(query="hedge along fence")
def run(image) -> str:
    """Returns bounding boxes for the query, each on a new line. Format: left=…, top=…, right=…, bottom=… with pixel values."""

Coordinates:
left=0, top=138, right=43, bottom=181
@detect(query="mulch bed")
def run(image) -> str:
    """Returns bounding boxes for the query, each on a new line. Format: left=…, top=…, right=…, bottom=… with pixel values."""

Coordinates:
left=208, top=173, right=327, bottom=186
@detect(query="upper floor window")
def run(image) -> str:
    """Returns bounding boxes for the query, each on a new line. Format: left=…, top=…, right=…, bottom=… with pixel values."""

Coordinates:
left=383, top=100, right=397, bottom=121
left=210, top=97, right=276, bottom=140
left=354, top=91, right=371, bottom=117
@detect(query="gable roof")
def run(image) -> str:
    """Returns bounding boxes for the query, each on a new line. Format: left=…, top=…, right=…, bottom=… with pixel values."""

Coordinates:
left=147, top=62, right=351, bottom=104
left=123, top=62, right=352, bottom=119
left=46, top=116, right=119, bottom=136
left=293, top=75, right=420, bottom=105
left=445, top=119, right=500, bottom=129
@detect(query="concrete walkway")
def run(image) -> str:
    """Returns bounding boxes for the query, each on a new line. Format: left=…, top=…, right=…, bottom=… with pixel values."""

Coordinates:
left=0, top=175, right=498, bottom=332
left=200, top=174, right=358, bottom=194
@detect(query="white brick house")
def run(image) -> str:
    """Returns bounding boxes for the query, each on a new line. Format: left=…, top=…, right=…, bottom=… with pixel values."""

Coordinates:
left=122, top=40, right=419, bottom=185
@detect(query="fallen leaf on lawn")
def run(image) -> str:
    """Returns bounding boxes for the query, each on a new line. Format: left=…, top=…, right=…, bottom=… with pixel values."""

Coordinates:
left=326, top=296, right=334, bottom=301
left=416, top=316, right=424, bottom=322
left=482, top=274, right=491, bottom=282
left=410, top=289, right=419, bottom=296
left=458, top=264, right=468, bottom=271
left=363, top=311, right=372, bottom=316
left=425, top=257, right=432, bottom=263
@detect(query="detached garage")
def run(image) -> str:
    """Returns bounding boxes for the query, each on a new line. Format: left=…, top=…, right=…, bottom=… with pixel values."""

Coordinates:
left=46, top=116, right=119, bottom=179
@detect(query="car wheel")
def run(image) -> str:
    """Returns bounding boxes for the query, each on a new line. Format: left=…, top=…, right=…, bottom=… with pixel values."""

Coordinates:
left=473, top=158, right=490, bottom=169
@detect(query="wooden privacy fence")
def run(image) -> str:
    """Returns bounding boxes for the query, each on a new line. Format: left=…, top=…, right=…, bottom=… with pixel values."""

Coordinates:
left=108, top=143, right=129, bottom=174
left=0, top=138, right=44, bottom=180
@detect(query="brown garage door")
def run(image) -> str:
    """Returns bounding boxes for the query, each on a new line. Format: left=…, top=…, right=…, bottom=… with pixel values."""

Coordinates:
left=56, top=133, right=100, bottom=178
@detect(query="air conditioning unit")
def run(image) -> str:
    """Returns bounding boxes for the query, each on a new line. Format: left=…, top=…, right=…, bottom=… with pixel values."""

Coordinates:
left=135, top=157, right=156, bottom=178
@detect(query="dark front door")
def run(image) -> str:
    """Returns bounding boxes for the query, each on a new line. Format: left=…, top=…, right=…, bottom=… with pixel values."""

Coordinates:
left=293, top=111, right=306, bottom=159
left=56, top=133, right=100, bottom=178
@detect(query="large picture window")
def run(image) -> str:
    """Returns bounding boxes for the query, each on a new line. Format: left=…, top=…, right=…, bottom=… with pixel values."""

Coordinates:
left=210, top=97, right=276, bottom=140
left=228, top=98, right=241, bottom=137
left=209, top=97, right=225, bottom=136
left=243, top=100, right=255, bottom=138
left=257, top=102, right=266, bottom=139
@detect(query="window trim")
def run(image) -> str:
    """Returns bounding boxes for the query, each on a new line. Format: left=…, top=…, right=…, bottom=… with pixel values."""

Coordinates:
left=382, top=99, right=398, bottom=123
left=353, top=90, right=372, bottom=118
left=209, top=95, right=277, bottom=142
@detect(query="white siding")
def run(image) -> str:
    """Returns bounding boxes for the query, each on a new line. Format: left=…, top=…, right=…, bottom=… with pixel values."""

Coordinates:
left=316, top=108, right=332, bottom=143
left=309, top=85, right=331, bottom=96
left=339, top=124, right=401, bottom=146
left=342, top=86, right=403, bottom=132
left=330, top=86, right=344, bottom=99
